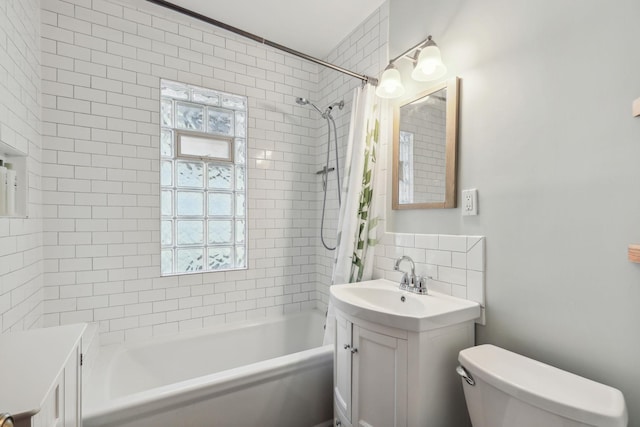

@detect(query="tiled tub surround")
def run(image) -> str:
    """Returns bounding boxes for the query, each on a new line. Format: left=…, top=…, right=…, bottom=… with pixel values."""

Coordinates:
left=39, top=0, right=392, bottom=344
left=373, top=232, right=486, bottom=323
left=40, top=0, right=323, bottom=344
left=312, top=5, right=389, bottom=311
left=0, top=0, right=44, bottom=332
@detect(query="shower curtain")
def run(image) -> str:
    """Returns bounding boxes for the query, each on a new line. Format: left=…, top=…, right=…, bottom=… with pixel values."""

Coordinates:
left=323, top=84, right=384, bottom=346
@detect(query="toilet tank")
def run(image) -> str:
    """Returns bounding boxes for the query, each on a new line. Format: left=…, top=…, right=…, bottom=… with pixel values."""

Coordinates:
left=458, top=345, right=628, bottom=427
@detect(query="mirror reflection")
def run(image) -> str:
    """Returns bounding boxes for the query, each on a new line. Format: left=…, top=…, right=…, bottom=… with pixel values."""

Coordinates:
left=392, top=78, right=459, bottom=209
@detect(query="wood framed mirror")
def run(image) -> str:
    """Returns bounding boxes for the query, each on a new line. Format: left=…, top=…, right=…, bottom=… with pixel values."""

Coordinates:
left=392, top=77, right=460, bottom=209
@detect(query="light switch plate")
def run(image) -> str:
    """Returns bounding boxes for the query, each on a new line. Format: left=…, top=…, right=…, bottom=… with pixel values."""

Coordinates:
left=462, top=188, right=478, bottom=216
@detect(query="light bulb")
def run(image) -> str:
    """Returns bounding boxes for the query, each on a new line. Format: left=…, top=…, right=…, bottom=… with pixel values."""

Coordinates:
left=375, top=64, right=405, bottom=99
left=411, top=40, right=447, bottom=82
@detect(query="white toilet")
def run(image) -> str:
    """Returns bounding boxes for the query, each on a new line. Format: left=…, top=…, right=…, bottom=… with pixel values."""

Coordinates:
left=457, top=344, right=628, bottom=427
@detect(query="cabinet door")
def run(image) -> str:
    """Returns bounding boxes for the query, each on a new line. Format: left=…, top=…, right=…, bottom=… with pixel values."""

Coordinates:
left=334, top=313, right=352, bottom=422
left=352, top=326, right=407, bottom=427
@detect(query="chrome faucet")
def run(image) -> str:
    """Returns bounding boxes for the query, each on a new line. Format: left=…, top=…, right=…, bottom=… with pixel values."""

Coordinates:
left=393, top=255, right=429, bottom=295
left=394, top=256, right=415, bottom=287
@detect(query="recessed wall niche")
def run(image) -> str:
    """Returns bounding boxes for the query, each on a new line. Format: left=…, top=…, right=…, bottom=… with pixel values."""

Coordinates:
left=0, top=140, right=27, bottom=218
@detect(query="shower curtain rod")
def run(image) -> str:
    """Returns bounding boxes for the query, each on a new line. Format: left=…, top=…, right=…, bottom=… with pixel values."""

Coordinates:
left=145, top=0, right=379, bottom=86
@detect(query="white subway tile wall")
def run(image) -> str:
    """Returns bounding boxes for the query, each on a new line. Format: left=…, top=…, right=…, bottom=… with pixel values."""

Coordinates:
left=0, top=0, right=44, bottom=332
left=312, top=4, right=390, bottom=310
left=41, top=0, right=329, bottom=344
left=1, top=0, right=487, bottom=339
left=374, top=232, right=486, bottom=322
left=39, top=0, right=394, bottom=343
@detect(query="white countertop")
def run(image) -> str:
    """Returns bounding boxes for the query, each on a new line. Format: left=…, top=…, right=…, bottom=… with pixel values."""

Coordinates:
left=0, top=323, right=86, bottom=419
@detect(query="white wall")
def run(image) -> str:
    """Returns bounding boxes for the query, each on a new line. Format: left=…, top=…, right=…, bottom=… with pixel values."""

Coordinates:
left=40, top=0, right=324, bottom=344
left=0, top=0, right=43, bottom=332
left=389, top=0, right=640, bottom=423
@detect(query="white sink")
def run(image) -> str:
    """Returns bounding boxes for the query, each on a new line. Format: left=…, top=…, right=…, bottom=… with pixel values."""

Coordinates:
left=330, top=279, right=481, bottom=332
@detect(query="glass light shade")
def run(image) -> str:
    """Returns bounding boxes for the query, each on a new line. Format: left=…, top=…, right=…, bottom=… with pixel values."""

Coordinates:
left=411, top=45, right=447, bottom=82
left=375, top=65, right=405, bottom=99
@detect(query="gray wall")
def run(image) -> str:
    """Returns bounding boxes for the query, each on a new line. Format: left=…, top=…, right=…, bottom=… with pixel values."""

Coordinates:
left=388, top=0, right=640, bottom=423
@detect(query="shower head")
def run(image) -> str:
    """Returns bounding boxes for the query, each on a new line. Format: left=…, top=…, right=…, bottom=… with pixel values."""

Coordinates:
left=296, top=97, right=324, bottom=115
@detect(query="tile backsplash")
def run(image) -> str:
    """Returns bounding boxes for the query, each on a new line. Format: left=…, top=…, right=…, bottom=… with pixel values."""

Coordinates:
left=373, top=232, right=486, bottom=323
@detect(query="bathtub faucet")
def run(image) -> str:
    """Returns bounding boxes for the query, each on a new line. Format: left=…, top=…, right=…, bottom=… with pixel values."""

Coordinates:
left=394, top=255, right=429, bottom=295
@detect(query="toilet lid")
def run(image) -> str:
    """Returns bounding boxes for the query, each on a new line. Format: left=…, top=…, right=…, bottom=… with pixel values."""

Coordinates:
left=458, top=344, right=628, bottom=427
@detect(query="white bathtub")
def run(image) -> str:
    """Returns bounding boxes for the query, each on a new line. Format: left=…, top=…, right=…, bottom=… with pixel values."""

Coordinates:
left=83, top=311, right=333, bottom=427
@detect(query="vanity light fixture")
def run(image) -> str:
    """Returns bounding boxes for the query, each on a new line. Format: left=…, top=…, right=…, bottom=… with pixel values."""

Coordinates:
left=411, top=36, right=447, bottom=81
left=376, top=35, right=447, bottom=99
left=376, top=63, right=405, bottom=98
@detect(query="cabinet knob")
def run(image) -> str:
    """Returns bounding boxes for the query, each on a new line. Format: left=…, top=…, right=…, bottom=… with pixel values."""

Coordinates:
left=344, top=344, right=351, bottom=350
left=351, top=347, right=358, bottom=354
left=335, top=420, right=342, bottom=426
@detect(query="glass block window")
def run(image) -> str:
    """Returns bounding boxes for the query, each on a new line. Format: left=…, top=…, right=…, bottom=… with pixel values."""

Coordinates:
left=161, top=80, right=248, bottom=275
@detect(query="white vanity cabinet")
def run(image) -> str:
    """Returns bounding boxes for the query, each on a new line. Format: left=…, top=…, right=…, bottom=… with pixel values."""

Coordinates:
left=333, top=308, right=475, bottom=427
left=0, top=324, right=86, bottom=427
left=334, top=313, right=408, bottom=427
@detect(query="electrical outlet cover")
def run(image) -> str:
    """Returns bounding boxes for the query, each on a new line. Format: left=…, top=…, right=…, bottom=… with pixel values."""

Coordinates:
left=462, top=189, right=478, bottom=216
